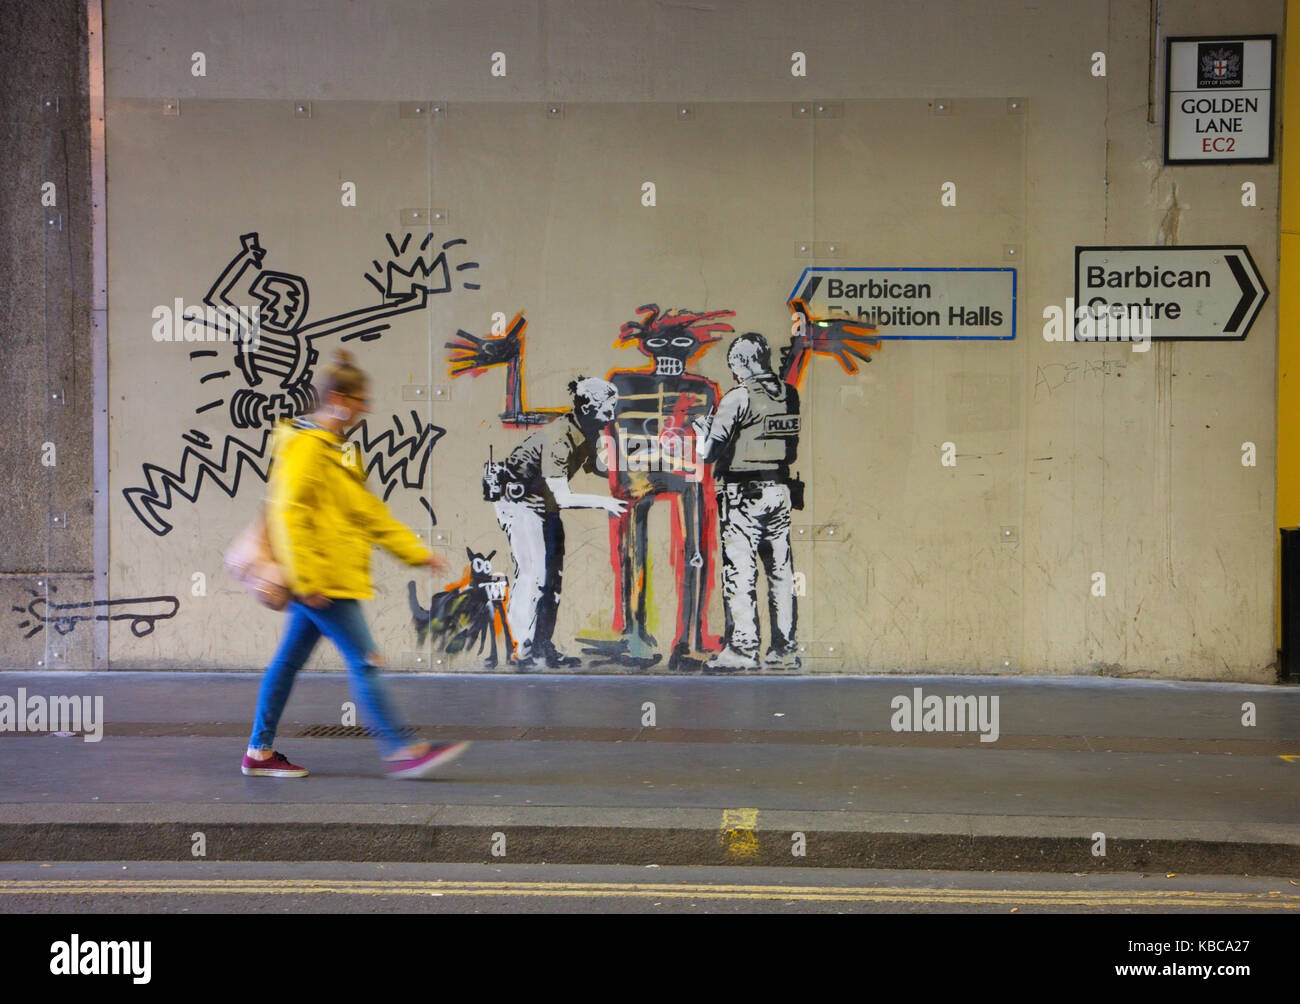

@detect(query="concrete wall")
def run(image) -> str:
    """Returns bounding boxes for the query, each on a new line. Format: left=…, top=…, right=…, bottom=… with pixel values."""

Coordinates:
left=0, top=1, right=95, bottom=669
left=9, top=0, right=1287, bottom=679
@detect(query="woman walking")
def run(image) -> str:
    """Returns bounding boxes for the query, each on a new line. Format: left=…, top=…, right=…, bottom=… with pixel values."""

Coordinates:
left=243, top=349, right=468, bottom=779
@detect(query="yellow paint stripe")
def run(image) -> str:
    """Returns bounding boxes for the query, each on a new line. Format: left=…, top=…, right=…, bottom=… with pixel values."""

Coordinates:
left=1280, top=755, right=1300, bottom=763
left=0, top=879, right=1295, bottom=909
left=720, top=808, right=760, bottom=859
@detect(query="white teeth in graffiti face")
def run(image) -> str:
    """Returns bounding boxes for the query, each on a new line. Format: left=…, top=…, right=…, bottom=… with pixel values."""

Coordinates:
left=655, top=358, right=685, bottom=376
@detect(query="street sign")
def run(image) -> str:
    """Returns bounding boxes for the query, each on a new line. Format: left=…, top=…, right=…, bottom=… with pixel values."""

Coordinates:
left=788, top=267, right=1016, bottom=340
left=1073, top=246, right=1268, bottom=341
left=1165, top=35, right=1276, bottom=164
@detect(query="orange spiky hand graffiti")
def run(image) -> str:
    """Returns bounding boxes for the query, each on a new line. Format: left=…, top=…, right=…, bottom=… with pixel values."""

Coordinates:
left=781, top=298, right=881, bottom=386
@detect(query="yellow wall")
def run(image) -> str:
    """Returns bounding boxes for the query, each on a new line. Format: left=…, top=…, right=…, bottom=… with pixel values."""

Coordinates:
left=1280, top=1, right=1299, bottom=649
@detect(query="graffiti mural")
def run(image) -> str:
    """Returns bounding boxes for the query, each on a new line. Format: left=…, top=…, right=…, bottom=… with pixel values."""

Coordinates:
left=694, top=332, right=803, bottom=671
left=14, top=584, right=180, bottom=639
left=124, top=231, right=476, bottom=535
left=407, top=548, right=513, bottom=667
left=444, top=298, right=881, bottom=672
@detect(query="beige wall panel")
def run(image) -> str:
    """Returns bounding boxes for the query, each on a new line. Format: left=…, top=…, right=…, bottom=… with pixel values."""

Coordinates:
left=100, top=0, right=1284, bottom=678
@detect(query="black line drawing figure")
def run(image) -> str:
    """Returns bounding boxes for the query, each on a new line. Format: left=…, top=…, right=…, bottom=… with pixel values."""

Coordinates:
left=407, top=548, right=514, bottom=667
left=13, top=584, right=180, bottom=639
left=199, top=231, right=467, bottom=429
left=481, top=378, right=627, bottom=669
left=348, top=410, right=448, bottom=524
left=123, top=427, right=274, bottom=538
left=125, top=231, right=477, bottom=535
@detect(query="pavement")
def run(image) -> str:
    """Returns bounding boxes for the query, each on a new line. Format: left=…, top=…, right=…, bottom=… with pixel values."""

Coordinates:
left=0, top=671, right=1297, bottom=875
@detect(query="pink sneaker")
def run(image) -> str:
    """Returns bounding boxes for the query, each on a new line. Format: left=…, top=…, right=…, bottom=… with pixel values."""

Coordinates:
left=241, top=750, right=309, bottom=778
left=384, top=741, right=471, bottom=780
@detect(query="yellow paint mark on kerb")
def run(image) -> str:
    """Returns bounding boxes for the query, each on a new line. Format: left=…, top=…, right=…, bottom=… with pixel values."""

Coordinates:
left=1280, top=755, right=1300, bottom=763
left=720, top=808, right=759, bottom=858
left=0, top=879, right=1297, bottom=909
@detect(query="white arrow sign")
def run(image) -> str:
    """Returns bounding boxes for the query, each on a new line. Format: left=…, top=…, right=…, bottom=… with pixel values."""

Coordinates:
left=1073, top=245, right=1268, bottom=340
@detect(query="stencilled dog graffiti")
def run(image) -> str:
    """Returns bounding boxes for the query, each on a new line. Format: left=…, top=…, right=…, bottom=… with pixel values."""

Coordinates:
left=124, top=231, right=478, bottom=536
left=407, top=548, right=514, bottom=667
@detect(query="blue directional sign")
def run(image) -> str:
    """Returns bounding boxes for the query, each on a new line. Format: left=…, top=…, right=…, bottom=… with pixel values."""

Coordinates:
left=789, top=267, right=1017, bottom=340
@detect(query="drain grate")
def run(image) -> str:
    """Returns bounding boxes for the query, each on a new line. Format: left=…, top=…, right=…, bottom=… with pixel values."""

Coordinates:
left=295, top=724, right=420, bottom=739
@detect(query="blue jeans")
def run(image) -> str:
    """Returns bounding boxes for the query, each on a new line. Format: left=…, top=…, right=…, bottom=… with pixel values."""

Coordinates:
left=249, top=599, right=410, bottom=757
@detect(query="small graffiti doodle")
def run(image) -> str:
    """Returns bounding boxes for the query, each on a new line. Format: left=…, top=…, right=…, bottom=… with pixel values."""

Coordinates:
left=126, top=231, right=477, bottom=535
left=13, top=584, right=180, bottom=639
left=348, top=410, right=448, bottom=524
left=407, top=548, right=513, bottom=667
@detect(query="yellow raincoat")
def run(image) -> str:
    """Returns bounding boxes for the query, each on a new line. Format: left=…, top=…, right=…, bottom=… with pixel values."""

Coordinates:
left=266, top=419, right=432, bottom=599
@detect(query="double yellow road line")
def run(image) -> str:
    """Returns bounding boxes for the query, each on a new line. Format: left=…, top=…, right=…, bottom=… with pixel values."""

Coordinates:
left=0, top=879, right=1296, bottom=909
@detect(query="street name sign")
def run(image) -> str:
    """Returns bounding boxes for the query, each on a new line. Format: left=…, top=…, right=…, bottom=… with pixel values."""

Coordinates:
left=1165, top=35, right=1276, bottom=164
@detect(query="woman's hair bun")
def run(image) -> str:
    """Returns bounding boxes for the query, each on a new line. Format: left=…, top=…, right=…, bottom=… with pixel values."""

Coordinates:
left=333, top=348, right=355, bottom=367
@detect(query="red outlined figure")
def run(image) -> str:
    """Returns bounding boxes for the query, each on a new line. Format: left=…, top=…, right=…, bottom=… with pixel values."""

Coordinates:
left=594, top=305, right=735, bottom=669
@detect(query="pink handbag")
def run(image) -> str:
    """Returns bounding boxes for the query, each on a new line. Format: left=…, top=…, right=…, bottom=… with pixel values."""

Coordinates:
left=224, top=509, right=290, bottom=611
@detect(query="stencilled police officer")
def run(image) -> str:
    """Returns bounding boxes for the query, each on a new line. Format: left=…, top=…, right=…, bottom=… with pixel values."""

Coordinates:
left=694, top=333, right=802, bottom=671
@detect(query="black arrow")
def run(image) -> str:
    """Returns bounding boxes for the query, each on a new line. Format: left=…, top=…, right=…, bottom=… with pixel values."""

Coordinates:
left=1223, top=253, right=1256, bottom=334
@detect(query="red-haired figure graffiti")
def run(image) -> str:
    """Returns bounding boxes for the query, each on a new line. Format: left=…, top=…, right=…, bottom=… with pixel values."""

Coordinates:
left=447, top=305, right=733, bottom=669
left=594, top=304, right=736, bottom=669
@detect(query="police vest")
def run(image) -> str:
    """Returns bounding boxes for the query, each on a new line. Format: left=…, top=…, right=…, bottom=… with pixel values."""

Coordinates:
left=721, top=376, right=800, bottom=476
